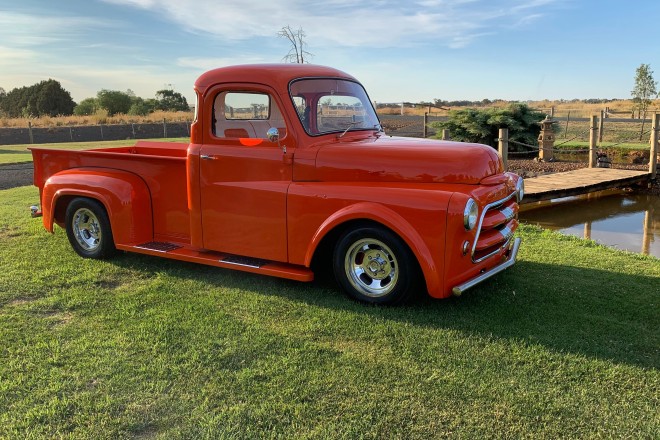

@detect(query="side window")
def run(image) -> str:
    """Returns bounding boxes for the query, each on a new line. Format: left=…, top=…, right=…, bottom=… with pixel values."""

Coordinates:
left=213, top=91, right=286, bottom=140
left=224, top=92, right=270, bottom=120
left=292, top=96, right=309, bottom=131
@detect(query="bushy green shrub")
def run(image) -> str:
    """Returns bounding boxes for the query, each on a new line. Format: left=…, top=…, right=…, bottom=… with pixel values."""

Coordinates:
left=431, top=103, right=547, bottom=151
left=74, top=98, right=99, bottom=116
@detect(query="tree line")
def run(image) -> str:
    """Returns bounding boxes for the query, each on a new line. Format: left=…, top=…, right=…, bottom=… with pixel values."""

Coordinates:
left=0, top=80, right=190, bottom=118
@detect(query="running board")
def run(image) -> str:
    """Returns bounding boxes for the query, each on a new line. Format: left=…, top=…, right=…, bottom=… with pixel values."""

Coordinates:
left=117, top=243, right=314, bottom=282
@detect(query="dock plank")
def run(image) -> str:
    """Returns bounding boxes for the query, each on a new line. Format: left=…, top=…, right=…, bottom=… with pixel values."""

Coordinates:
left=522, top=168, right=651, bottom=203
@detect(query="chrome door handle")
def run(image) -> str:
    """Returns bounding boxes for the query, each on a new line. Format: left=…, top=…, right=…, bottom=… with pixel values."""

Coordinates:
left=200, top=154, right=217, bottom=160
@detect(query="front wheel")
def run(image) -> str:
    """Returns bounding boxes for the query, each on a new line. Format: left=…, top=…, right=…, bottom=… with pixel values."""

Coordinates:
left=65, top=198, right=116, bottom=259
left=333, top=226, right=421, bottom=305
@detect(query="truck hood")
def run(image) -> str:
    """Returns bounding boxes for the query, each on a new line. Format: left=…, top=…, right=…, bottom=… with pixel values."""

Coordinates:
left=312, top=135, right=503, bottom=184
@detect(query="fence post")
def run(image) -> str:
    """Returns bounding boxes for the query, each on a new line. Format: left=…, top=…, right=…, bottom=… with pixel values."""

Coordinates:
left=423, top=113, right=428, bottom=138
left=642, top=210, right=652, bottom=255
left=441, top=129, right=450, bottom=140
left=564, top=111, right=570, bottom=138
left=131, top=123, right=136, bottom=139
left=589, top=114, right=598, bottom=168
left=498, top=128, right=508, bottom=171
left=163, top=118, right=167, bottom=138
left=28, top=121, right=34, bottom=144
left=550, top=106, right=555, bottom=118
left=69, top=126, right=73, bottom=141
left=598, top=110, right=605, bottom=143
left=650, top=112, right=659, bottom=179
left=100, top=124, right=104, bottom=141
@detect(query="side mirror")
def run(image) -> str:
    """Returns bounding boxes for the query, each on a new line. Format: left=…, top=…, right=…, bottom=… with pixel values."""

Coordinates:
left=266, top=127, right=286, bottom=154
left=266, top=127, right=279, bottom=143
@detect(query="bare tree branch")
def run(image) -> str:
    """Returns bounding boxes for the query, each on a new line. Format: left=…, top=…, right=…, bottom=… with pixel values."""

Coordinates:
left=278, top=25, right=313, bottom=64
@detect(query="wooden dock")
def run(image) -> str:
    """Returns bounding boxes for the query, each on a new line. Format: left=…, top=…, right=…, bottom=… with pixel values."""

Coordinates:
left=521, top=168, right=652, bottom=204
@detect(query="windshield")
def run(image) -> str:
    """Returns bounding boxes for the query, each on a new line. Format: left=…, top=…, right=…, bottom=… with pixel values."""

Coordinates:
left=289, top=78, right=381, bottom=136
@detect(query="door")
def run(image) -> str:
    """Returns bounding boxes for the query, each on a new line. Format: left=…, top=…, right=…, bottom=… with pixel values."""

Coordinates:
left=199, top=86, right=293, bottom=262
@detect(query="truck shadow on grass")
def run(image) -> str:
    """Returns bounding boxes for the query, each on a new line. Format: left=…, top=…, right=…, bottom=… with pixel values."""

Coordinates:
left=111, top=255, right=659, bottom=370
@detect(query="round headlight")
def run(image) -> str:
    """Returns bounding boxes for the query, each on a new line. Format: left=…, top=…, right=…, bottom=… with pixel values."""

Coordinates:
left=516, top=178, right=524, bottom=202
left=463, top=198, right=478, bottom=231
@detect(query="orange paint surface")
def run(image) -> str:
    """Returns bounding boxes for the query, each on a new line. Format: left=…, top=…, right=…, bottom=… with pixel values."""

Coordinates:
left=31, top=64, right=522, bottom=298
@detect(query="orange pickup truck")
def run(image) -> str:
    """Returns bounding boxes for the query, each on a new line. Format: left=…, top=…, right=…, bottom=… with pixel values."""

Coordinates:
left=30, top=64, right=523, bottom=304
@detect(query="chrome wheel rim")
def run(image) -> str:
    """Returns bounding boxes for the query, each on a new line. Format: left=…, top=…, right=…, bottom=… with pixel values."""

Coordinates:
left=344, top=238, right=398, bottom=298
left=72, top=208, right=101, bottom=251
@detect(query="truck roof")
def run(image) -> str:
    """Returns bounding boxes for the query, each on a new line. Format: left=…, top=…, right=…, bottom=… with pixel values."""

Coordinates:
left=194, top=64, right=357, bottom=94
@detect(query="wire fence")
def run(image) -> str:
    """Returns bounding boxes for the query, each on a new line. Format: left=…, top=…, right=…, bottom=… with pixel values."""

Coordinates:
left=0, top=120, right=191, bottom=146
left=0, top=113, right=657, bottom=170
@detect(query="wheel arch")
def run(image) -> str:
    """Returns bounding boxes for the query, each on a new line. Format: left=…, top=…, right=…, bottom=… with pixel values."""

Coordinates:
left=305, top=202, right=442, bottom=295
left=43, top=168, right=153, bottom=245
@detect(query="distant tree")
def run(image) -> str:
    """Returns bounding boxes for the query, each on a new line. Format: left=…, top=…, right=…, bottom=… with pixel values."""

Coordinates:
left=74, top=98, right=99, bottom=116
left=128, top=97, right=158, bottom=116
left=631, top=63, right=658, bottom=139
left=278, top=25, right=313, bottom=64
left=430, top=103, right=547, bottom=150
left=0, top=79, right=75, bottom=117
left=34, top=80, right=76, bottom=116
left=96, top=89, right=132, bottom=116
left=155, top=89, right=189, bottom=111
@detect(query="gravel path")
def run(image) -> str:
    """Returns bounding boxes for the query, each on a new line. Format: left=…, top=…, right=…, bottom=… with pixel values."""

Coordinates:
left=0, top=163, right=33, bottom=190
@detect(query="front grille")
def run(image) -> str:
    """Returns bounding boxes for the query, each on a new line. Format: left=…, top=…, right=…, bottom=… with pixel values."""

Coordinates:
left=472, top=192, right=519, bottom=263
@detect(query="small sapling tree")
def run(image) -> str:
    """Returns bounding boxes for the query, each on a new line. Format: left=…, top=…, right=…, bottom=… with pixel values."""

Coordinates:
left=631, top=63, right=658, bottom=140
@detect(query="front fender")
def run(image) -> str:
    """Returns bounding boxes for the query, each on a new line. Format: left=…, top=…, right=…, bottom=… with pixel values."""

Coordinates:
left=42, top=168, right=153, bottom=246
left=303, top=202, right=442, bottom=296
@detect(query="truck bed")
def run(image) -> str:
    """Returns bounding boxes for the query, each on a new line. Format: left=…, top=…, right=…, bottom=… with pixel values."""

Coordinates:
left=31, top=141, right=191, bottom=241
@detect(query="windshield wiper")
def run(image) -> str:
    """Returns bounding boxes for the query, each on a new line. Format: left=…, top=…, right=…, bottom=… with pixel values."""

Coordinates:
left=338, top=121, right=358, bottom=138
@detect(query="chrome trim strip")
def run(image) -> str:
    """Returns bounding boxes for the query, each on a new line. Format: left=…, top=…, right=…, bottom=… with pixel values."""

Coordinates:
left=500, top=206, right=516, bottom=222
left=500, top=225, right=513, bottom=241
left=471, top=191, right=517, bottom=263
left=220, top=260, right=263, bottom=268
left=220, top=256, right=266, bottom=268
left=453, top=237, right=521, bottom=296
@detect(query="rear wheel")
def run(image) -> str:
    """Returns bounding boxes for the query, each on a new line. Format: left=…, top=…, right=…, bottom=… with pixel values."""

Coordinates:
left=333, top=226, right=420, bottom=305
left=65, top=198, right=116, bottom=259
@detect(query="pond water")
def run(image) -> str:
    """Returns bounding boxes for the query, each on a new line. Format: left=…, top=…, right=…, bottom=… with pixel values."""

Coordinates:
left=519, top=190, right=660, bottom=258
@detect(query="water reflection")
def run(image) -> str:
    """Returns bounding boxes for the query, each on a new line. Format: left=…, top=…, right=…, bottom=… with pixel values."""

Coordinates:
left=520, top=190, right=659, bottom=257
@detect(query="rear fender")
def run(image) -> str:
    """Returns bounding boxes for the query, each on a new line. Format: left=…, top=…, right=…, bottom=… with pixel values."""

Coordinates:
left=42, top=168, right=153, bottom=245
left=304, top=202, right=441, bottom=295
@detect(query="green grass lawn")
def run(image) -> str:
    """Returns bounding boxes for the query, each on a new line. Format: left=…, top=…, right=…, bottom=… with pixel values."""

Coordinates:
left=554, top=141, right=651, bottom=151
left=0, top=138, right=188, bottom=165
left=1, top=185, right=658, bottom=438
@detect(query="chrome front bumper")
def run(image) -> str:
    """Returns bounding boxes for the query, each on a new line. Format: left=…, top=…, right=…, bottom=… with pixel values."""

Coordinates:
left=452, top=237, right=521, bottom=296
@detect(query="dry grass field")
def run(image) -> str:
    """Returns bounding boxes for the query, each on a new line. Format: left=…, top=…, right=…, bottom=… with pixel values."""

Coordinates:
left=2, top=99, right=659, bottom=127
left=0, top=110, right=194, bottom=128
left=377, top=99, right=660, bottom=119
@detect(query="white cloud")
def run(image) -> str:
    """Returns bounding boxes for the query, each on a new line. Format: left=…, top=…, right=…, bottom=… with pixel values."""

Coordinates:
left=101, top=0, right=564, bottom=49
left=0, top=46, right=36, bottom=62
left=0, top=11, right=118, bottom=47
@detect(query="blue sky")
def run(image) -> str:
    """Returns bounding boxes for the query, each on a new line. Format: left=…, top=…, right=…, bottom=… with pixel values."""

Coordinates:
left=1, top=0, right=659, bottom=105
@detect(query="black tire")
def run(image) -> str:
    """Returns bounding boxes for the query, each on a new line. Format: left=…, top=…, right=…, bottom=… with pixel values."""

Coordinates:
left=333, top=226, right=421, bottom=305
left=65, top=198, right=116, bottom=259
